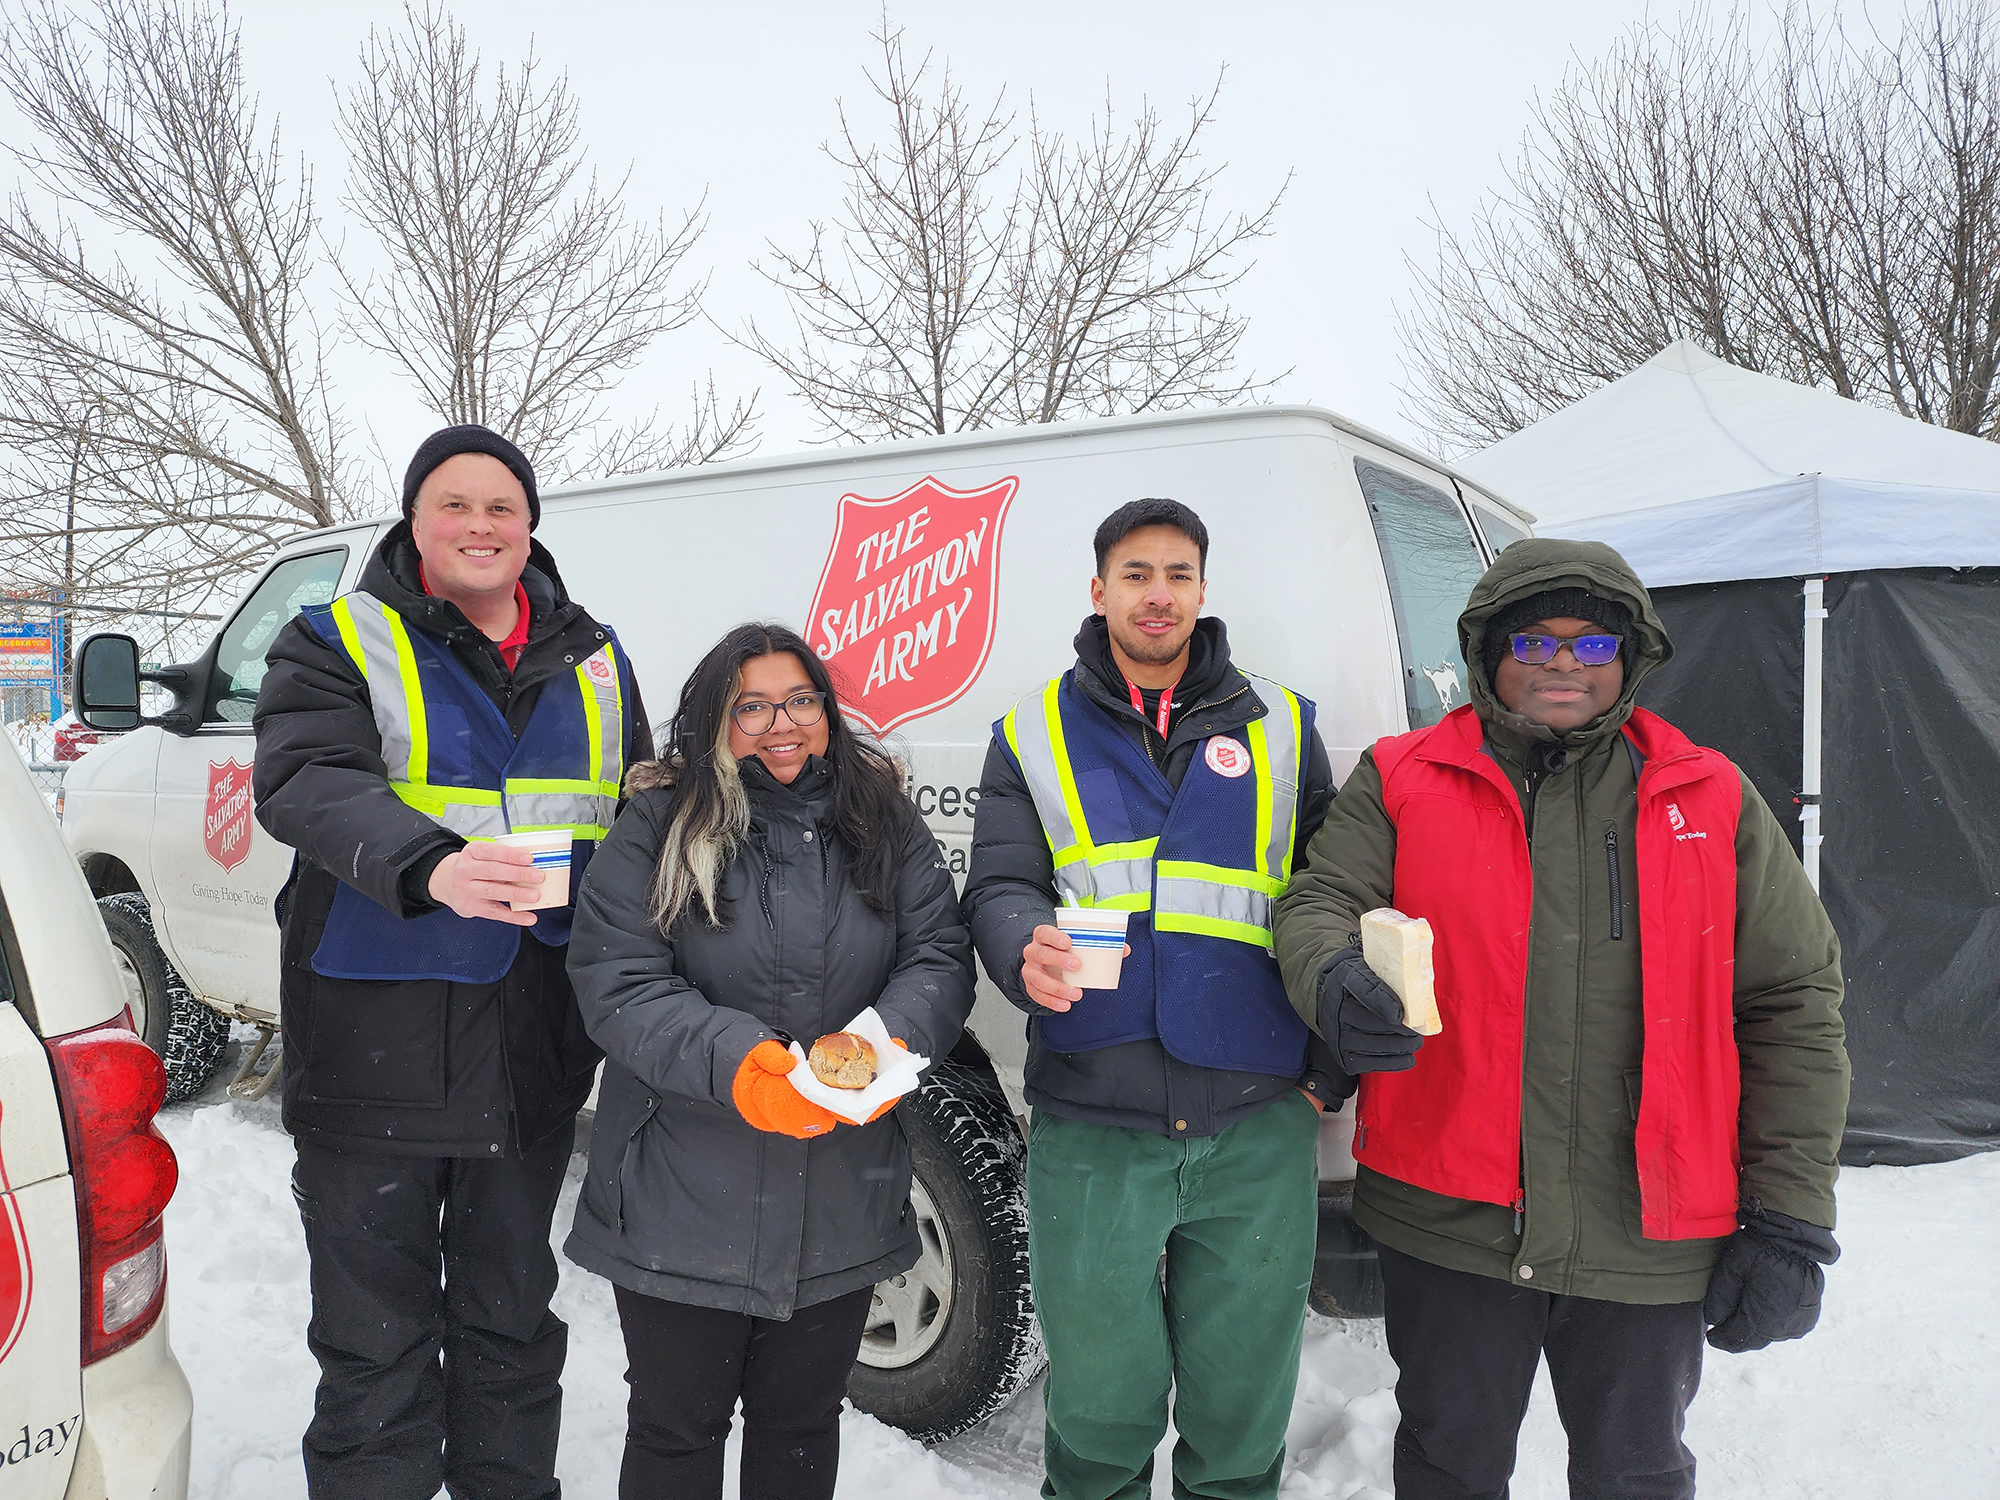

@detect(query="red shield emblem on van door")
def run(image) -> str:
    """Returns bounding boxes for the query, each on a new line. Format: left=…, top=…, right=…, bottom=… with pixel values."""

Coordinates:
left=1, top=1102, right=32, bottom=1364
left=806, top=475, right=1017, bottom=736
left=204, top=758, right=255, bottom=872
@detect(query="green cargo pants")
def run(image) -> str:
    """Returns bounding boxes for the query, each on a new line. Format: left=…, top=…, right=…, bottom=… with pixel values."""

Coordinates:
left=1027, top=1094, right=1321, bottom=1500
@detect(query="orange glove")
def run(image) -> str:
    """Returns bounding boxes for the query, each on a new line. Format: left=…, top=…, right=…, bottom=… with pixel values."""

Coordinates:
left=732, top=1040, right=841, bottom=1139
left=863, top=1038, right=911, bottom=1124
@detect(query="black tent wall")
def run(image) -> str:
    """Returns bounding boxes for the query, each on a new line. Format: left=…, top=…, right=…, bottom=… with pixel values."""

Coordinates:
left=1638, top=568, right=2000, bottom=1166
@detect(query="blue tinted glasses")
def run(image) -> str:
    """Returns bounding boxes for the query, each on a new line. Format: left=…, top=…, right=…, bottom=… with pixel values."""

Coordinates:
left=1509, top=632, right=1621, bottom=666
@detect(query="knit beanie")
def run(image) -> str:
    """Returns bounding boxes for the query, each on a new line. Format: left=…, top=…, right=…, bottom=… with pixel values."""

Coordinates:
left=401, top=424, right=540, bottom=529
left=1480, top=587, right=1634, bottom=683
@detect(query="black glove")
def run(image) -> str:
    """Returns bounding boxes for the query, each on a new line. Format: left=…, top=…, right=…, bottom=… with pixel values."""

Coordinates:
left=1315, top=943, right=1424, bottom=1076
left=1702, top=1199, right=1840, bottom=1353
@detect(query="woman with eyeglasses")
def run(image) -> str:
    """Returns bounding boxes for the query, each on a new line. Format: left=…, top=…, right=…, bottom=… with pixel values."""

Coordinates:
left=563, top=621, right=975, bottom=1500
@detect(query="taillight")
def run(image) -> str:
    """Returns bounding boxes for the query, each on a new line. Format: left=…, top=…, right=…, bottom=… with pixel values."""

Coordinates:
left=44, top=1021, right=178, bottom=1363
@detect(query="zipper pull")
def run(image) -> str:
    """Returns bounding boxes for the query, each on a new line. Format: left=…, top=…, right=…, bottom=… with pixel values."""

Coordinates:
left=1512, top=1189, right=1526, bottom=1236
left=1354, top=1122, right=1368, bottom=1151
left=1605, top=828, right=1624, bottom=941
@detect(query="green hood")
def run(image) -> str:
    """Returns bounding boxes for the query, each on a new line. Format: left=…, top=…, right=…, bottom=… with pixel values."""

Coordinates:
left=1457, top=538, right=1673, bottom=749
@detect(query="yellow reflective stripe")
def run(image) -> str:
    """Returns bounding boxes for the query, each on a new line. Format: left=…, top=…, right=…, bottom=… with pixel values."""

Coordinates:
left=501, top=823, right=611, bottom=839
left=382, top=609, right=429, bottom=787
left=1087, top=838, right=1158, bottom=865
left=581, top=663, right=604, bottom=785
left=505, top=777, right=623, bottom=797
left=1281, top=687, right=1302, bottom=880
left=1156, top=859, right=1285, bottom=897
left=329, top=597, right=367, bottom=679
left=1154, top=912, right=1272, bottom=946
left=391, top=783, right=502, bottom=810
left=1041, top=678, right=1094, bottom=866
left=1247, top=712, right=1275, bottom=873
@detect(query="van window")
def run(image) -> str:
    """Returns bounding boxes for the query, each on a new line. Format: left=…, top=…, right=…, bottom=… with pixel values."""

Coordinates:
left=1355, top=460, right=1487, bottom=729
left=1472, top=503, right=1529, bottom=554
left=205, top=549, right=348, bottom=723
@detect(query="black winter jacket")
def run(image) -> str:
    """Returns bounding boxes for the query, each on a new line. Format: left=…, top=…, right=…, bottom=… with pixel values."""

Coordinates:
left=564, top=755, right=976, bottom=1318
left=962, top=616, right=1345, bottom=1138
left=252, top=524, right=652, bottom=1155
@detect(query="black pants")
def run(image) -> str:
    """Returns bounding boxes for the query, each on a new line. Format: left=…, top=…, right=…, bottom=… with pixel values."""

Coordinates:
left=612, top=1283, right=874, bottom=1500
left=1378, top=1245, right=1705, bottom=1500
left=292, top=1125, right=575, bottom=1500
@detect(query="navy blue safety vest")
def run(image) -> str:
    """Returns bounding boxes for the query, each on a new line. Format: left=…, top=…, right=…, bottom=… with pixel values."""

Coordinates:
left=299, top=591, right=631, bottom=983
left=997, top=668, right=1313, bottom=1075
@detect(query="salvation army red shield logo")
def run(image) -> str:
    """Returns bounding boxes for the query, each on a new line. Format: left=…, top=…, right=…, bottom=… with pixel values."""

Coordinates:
left=204, top=759, right=255, bottom=872
left=806, top=475, right=1017, bottom=736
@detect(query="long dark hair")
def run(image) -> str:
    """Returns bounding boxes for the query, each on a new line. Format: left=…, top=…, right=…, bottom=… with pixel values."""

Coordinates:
left=645, top=622, right=909, bottom=930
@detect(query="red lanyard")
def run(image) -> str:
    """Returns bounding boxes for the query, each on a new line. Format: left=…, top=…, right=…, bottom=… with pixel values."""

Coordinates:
left=1128, top=675, right=1178, bottom=738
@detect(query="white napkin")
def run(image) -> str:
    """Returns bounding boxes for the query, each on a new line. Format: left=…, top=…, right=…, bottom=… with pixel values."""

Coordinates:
left=785, top=1005, right=930, bottom=1126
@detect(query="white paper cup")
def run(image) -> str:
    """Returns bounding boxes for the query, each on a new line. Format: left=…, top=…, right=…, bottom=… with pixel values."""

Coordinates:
left=1055, top=906, right=1130, bottom=989
left=492, top=829, right=574, bottom=911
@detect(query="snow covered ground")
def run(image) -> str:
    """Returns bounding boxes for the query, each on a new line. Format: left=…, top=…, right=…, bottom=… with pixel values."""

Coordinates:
left=157, top=1047, right=2000, bottom=1499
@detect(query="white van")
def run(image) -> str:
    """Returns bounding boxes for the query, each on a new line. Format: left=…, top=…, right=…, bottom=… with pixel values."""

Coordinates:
left=0, top=735, right=192, bottom=1499
left=60, top=404, right=1530, bottom=1440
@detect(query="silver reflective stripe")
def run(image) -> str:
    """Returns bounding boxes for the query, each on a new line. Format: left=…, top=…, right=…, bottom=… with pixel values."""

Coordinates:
left=1088, top=857, right=1152, bottom=903
left=1155, top=873, right=1275, bottom=932
left=341, top=594, right=415, bottom=781
left=438, top=802, right=510, bottom=838
left=507, top=791, right=616, bottom=833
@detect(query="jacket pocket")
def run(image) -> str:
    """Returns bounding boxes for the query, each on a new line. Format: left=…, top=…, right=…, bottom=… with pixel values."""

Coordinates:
left=606, top=1089, right=661, bottom=1234
left=300, top=973, right=449, bottom=1106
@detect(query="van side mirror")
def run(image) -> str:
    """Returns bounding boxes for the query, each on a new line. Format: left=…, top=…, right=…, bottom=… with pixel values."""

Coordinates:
left=75, top=632, right=142, bottom=731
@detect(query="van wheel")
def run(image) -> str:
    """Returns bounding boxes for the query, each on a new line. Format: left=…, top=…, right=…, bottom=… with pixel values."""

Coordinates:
left=96, top=894, right=227, bottom=1103
left=848, top=1061, right=1046, bottom=1443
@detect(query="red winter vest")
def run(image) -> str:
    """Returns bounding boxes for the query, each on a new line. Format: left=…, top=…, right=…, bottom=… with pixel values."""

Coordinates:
left=1358, top=705, right=1745, bottom=1240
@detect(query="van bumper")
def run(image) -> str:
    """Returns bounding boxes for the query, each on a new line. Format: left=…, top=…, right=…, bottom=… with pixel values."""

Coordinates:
left=63, top=1311, right=192, bottom=1500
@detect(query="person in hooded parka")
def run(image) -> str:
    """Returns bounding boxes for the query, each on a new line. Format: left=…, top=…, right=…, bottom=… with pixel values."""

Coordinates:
left=1273, top=538, right=1851, bottom=1500
left=563, top=621, right=975, bottom=1500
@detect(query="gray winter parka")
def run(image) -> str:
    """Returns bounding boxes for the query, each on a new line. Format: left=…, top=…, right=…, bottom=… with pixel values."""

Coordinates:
left=564, top=754, right=976, bottom=1318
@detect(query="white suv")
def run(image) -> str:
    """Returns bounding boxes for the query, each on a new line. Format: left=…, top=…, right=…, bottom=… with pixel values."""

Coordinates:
left=0, top=733, right=192, bottom=1499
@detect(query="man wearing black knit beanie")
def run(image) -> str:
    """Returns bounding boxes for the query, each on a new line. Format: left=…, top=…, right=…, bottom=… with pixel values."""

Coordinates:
left=253, top=423, right=651, bottom=1500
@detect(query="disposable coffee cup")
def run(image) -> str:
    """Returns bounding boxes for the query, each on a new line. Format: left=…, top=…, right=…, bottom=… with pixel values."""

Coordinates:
left=1055, top=906, right=1130, bottom=989
left=492, top=829, right=574, bottom=911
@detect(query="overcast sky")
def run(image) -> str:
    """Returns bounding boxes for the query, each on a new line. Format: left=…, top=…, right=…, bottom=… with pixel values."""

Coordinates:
left=25, top=1, right=1809, bottom=488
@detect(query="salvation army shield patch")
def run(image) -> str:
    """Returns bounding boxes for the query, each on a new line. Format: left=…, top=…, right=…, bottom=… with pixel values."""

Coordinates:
left=204, top=759, right=255, bottom=872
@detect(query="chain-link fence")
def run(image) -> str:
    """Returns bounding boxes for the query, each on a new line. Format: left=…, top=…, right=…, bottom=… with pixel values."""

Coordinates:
left=24, top=760, right=65, bottom=810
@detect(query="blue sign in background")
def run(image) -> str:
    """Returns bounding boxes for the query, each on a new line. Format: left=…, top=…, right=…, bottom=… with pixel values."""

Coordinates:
left=0, top=622, right=61, bottom=714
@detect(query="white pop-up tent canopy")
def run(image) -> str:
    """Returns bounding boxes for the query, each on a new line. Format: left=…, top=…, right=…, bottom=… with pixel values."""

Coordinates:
left=1460, top=341, right=2000, bottom=1167
left=1460, top=339, right=2000, bottom=586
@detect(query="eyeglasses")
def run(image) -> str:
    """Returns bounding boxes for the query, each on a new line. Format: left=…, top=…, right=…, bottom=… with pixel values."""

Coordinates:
left=731, top=691, right=827, bottom=735
left=1508, top=632, right=1622, bottom=666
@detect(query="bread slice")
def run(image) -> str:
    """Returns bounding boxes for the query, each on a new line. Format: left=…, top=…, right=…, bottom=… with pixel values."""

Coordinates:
left=1360, top=908, right=1443, bottom=1036
left=808, top=1032, right=879, bottom=1089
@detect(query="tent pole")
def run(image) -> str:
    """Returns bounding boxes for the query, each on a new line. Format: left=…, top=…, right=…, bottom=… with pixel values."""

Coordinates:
left=1802, top=576, right=1827, bottom=892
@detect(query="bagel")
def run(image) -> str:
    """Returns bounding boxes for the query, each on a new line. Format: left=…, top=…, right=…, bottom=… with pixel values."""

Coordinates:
left=808, top=1031, right=878, bottom=1089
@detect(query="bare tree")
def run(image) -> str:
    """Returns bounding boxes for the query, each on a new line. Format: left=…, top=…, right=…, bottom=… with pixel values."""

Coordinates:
left=741, top=24, right=1285, bottom=441
left=335, top=4, right=755, bottom=480
left=0, top=0, right=353, bottom=619
left=1400, top=0, right=2000, bottom=453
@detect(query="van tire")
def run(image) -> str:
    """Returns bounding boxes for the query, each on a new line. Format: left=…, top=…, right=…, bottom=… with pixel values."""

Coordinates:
left=96, top=894, right=227, bottom=1103
left=847, top=1061, right=1045, bottom=1443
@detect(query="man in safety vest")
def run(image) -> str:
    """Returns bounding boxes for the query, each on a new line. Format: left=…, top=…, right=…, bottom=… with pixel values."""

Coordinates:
left=253, top=425, right=649, bottom=1500
left=1273, top=538, right=1848, bottom=1499
left=964, top=498, right=1340, bottom=1500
